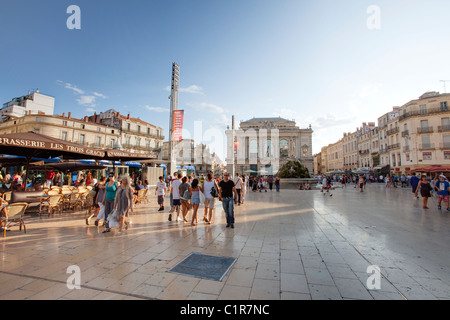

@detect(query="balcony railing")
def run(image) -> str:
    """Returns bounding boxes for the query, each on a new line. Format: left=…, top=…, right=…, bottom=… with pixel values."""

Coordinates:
left=401, top=130, right=409, bottom=137
left=417, top=127, right=434, bottom=134
left=387, top=143, right=400, bottom=150
left=438, top=125, right=450, bottom=133
left=399, top=106, right=449, bottom=121
left=386, top=127, right=399, bottom=135
left=419, top=143, right=435, bottom=150
left=403, top=145, right=410, bottom=152
left=359, top=149, right=370, bottom=155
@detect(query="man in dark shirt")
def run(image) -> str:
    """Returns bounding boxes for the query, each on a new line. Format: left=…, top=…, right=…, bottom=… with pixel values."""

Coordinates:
left=410, top=174, right=420, bottom=198
left=218, top=172, right=238, bottom=228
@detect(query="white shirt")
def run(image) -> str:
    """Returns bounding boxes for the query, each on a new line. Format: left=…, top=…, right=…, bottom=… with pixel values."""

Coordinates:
left=156, top=182, right=166, bottom=196
left=203, top=180, right=215, bottom=199
left=171, top=179, right=182, bottom=199
left=234, top=177, right=243, bottom=189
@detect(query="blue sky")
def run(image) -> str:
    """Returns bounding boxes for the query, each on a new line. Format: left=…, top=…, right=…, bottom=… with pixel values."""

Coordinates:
left=1, top=0, right=450, bottom=160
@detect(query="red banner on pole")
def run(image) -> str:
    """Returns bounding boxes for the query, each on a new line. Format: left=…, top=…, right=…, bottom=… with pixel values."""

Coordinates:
left=172, top=110, right=184, bottom=142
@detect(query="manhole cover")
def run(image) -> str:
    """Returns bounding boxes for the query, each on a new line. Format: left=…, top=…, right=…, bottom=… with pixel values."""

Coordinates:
left=168, top=253, right=237, bottom=281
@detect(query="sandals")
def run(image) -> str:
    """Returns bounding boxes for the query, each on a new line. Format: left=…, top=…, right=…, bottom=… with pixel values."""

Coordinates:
left=102, top=228, right=111, bottom=233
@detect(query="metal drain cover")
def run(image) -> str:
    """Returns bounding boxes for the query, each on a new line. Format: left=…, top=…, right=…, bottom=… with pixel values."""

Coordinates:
left=168, top=253, right=237, bottom=281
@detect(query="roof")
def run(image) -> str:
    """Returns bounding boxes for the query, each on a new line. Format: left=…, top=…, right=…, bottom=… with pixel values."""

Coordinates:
left=241, top=117, right=295, bottom=124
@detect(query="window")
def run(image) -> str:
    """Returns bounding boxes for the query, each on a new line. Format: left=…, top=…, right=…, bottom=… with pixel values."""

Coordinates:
left=445, top=151, right=450, bottom=160
left=97, top=127, right=101, bottom=132
left=79, top=134, right=85, bottom=145
left=127, top=123, right=131, bottom=131
left=63, top=121, right=68, bottom=126
left=137, top=125, right=141, bottom=134
left=249, top=140, right=258, bottom=158
left=146, top=140, right=150, bottom=149
left=147, top=128, right=151, bottom=135
left=443, top=134, right=450, bottom=149
left=96, top=136, right=101, bottom=146
left=136, top=138, right=141, bottom=147
left=125, top=137, right=130, bottom=147
left=422, top=135, right=431, bottom=147
left=280, top=139, right=288, bottom=157
left=421, top=120, right=429, bottom=129
left=440, top=101, right=448, bottom=111
left=263, top=140, right=272, bottom=157
left=81, top=124, right=85, bottom=129
left=61, top=131, right=67, bottom=141
left=420, top=104, right=427, bottom=115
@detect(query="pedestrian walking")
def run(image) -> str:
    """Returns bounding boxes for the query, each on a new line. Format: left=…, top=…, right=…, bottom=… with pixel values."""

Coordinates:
left=114, top=175, right=135, bottom=234
left=201, top=172, right=219, bottom=224
left=415, top=175, right=432, bottom=209
left=410, top=174, right=420, bottom=199
left=189, top=179, right=201, bottom=226
left=434, top=175, right=450, bottom=211
left=94, top=176, right=107, bottom=226
left=179, top=176, right=191, bottom=223
left=233, top=173, right=243, bottom=205
left=102, top=173, right=119, bottom=233
left=218, top=172, right=238, bottom=229
left=155, top=176, right=166, bottom=211
left=275, top=176, right=280, bottom=192
left=168, top=173, right=182, bottom=222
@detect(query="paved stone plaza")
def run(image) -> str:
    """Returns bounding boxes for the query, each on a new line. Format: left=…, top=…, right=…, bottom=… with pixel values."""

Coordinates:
left=0, top=183, right=449, bottom=300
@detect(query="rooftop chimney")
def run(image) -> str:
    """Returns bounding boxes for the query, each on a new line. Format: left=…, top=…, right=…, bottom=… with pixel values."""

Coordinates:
left=68, top=112, right=71, bottom=118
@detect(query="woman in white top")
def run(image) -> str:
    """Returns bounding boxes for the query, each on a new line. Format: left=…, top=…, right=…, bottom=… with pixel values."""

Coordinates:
left=201, top=172, right=219, bottom=224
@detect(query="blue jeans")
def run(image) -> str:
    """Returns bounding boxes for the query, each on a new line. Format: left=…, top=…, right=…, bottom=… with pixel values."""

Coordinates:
left=222, top=198, right=235, bottom=224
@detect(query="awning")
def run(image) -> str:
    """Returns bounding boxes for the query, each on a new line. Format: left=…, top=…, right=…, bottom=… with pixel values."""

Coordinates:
left=0, top=132, right=105, bottom=160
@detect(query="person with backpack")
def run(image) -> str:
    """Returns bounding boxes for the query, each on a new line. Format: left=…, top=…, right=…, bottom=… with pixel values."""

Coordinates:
left=201, top=172, right=219, bottom=224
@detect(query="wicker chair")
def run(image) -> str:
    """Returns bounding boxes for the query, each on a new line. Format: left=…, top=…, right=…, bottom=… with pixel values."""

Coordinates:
left=1, top=202, right=29, bottom=237
left=68, top=192, right=81, bottom=211
left=135, top=189, right=147, bottom=206
left=2, top=191, right=12, bottom=204
left=40, top=194, right=63, bottom=216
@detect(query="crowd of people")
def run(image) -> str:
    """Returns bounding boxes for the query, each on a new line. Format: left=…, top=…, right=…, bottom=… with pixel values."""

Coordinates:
left=316, top=172, right=450, bottom=211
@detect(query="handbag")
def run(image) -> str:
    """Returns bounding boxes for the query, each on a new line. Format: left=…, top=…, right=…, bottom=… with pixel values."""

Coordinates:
left=210, top=185, right=219, bottom=198
left=182, top=189, right=191, bottom=200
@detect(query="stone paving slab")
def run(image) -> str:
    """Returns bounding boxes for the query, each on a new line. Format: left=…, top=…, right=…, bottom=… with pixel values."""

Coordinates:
left=0, top=184, right=449, bottom=300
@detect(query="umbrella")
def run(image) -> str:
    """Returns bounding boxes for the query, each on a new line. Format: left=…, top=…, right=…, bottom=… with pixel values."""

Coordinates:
left=244, top=169, right=257, bottom=173
left=33, top=161, right=107, bottom=173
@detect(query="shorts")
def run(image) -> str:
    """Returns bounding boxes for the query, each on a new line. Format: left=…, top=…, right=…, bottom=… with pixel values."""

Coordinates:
left=204, top=198, right=216, bottom=209
left=437, top=195, right=449, bottom=203
left=173, top=199, right=181, bottom=206
left=191, top=197, right=200, bottom=205
left=158, top=195, right=164, bottom=205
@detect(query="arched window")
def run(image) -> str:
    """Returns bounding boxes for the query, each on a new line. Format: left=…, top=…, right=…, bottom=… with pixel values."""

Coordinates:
left=264, top=139, right=272, bottom=157
left=280, top=139, right=288, bottom=158
left=249, top=139, right=258, bottom=158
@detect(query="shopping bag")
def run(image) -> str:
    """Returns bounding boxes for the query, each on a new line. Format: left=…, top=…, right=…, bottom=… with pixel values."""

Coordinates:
left=199, top=190, right=206, bottom=203
left=107, top=209, right=120, bottom=229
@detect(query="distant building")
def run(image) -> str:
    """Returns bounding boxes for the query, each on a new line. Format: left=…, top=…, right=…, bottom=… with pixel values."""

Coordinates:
left=226, top=117, right=313, bottom=175
left=0, top=89, right=55, bottom=122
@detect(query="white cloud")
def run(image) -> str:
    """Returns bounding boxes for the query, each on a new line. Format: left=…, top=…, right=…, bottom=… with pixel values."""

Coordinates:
left=77, top=95, right=97, bottom=107
left=85, top=107, right=96, bottom=113
left=145, top=105, right=170, bottom=113
left=64, top=82, right=85, bottom=95
left=93, top=92, right=107, bottom=99
left=189, top=102, right=224, bottom=114
left=165, top=84, right=204, bottom=94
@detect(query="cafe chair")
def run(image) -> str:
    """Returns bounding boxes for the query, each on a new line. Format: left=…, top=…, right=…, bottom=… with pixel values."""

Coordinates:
left=135, top=189, right=147, bottom=207
left=40, top=194, right=62, bottom=216
left=1, top=202, right=29, bottom=237
left=2, top=191, right=12, bottom=204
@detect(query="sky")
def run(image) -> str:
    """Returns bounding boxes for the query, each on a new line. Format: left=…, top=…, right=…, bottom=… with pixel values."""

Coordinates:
left=1, top=0, right=450, bottom=161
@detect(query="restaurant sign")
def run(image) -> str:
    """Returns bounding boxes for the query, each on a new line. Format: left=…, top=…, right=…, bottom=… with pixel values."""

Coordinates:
left=0, top=137, right=105, bottom=157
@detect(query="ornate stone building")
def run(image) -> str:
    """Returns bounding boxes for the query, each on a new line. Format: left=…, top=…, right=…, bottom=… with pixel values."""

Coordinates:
left=225, top=117, right=313, bottom=176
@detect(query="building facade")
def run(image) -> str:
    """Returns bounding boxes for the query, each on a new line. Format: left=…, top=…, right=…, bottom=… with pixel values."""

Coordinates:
left=396, top=92, right=450, bottom=173
left=226, top=117, right=313, bottom=176
left=0, top=89, right=55, bottom=122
